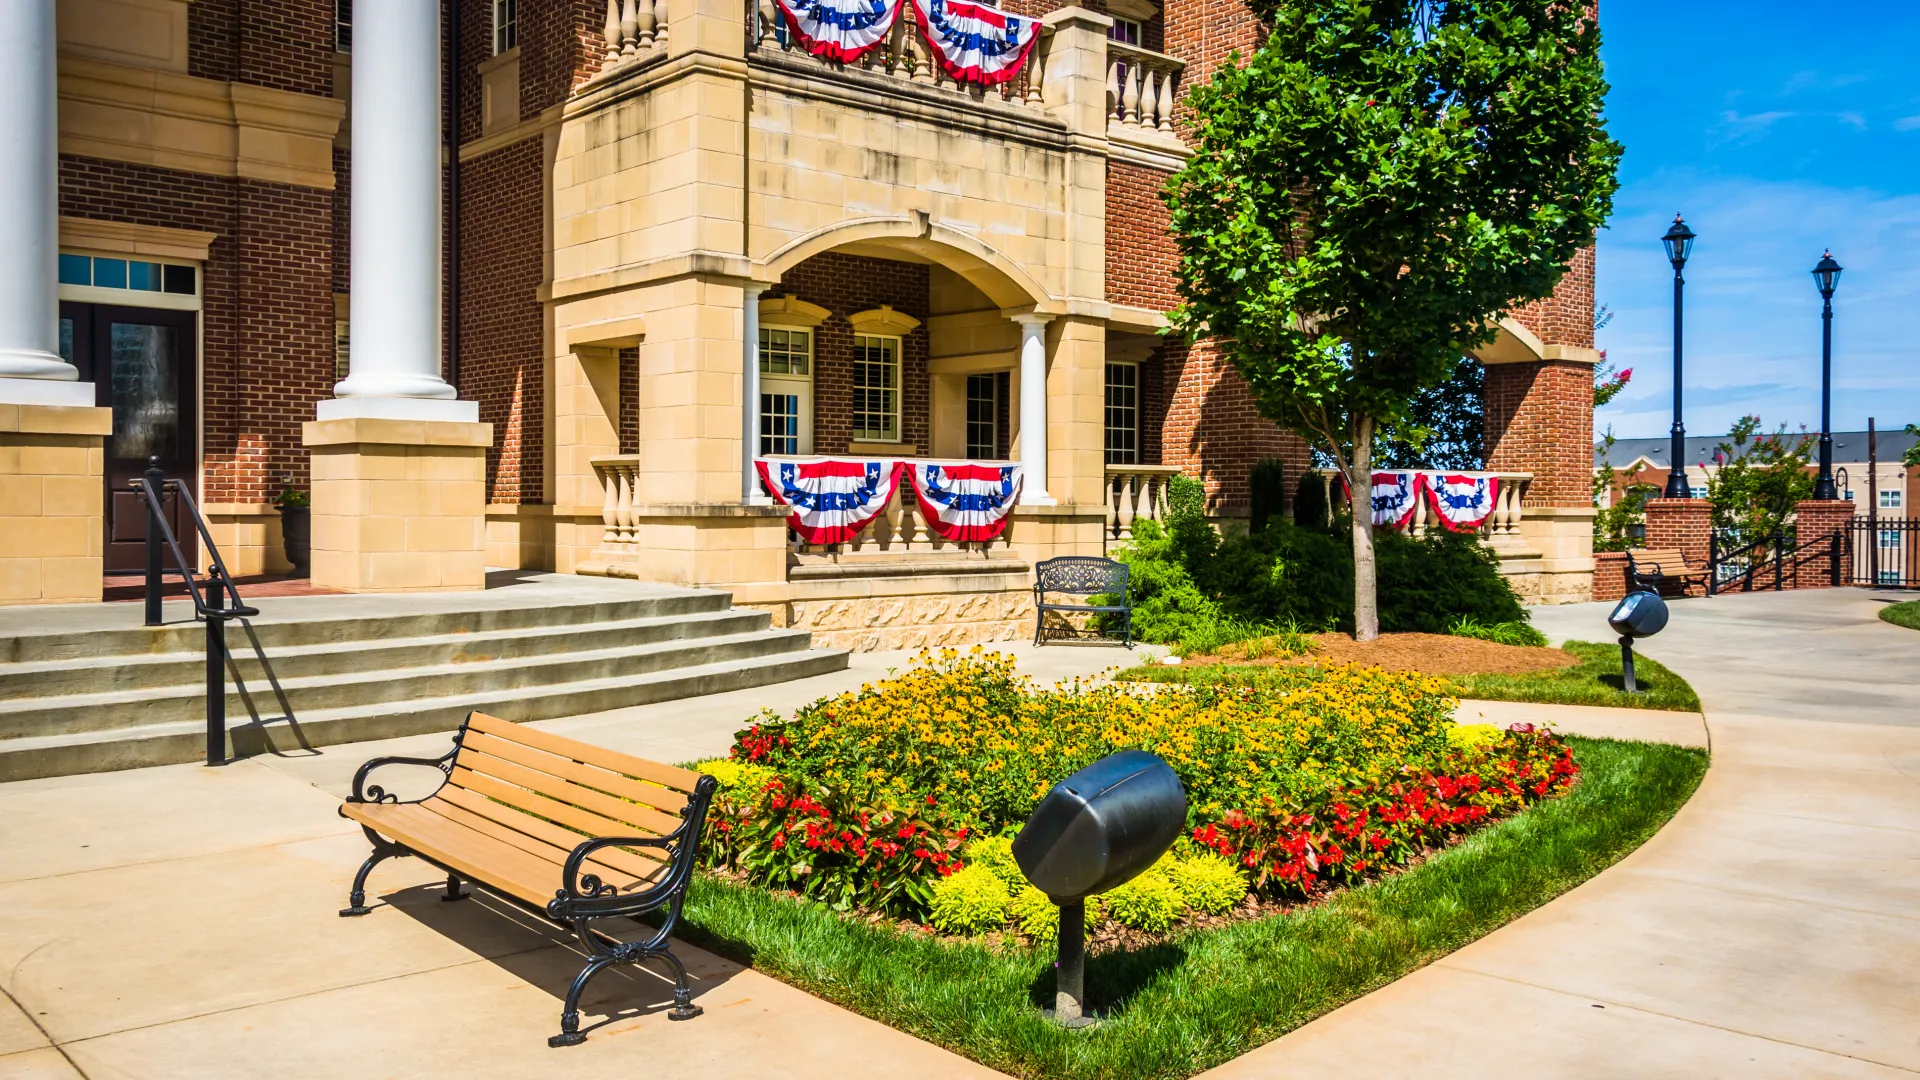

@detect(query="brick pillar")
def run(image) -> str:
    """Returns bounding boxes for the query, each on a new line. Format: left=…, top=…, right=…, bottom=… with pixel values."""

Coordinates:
left=1480, top=355, right=1598, bottom=603
left=1791, top=499, right=1856, bottom=589
left=1643, top=498, right=1712, bottom=580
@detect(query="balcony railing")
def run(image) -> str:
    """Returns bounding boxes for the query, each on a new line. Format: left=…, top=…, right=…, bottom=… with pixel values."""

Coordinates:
left=747, top=0, right=1048, bottom=109
left=598, top=0, right=670, bottom=69
left=1311, top=468, right=1534, bottom=540
left=1104, top=464, right=1181, bottom=544
left=1106, top=41, right=1182, bottom=135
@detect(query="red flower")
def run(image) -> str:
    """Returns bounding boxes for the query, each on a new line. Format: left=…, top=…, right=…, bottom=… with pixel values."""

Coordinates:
left=771, top=834, right=785, bottom=850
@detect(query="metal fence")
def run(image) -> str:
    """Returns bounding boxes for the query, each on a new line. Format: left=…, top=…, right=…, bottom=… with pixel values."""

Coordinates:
left=1709, top=526, right=1796, bottom=589
left=1851, top=518, right=1920, bottom=588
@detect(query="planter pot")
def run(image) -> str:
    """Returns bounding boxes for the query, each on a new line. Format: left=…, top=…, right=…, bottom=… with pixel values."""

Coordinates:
left=277, top=506, right=311, bottom=578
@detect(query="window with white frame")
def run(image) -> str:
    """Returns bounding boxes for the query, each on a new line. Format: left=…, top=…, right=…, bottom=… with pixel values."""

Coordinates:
left=493, top=0, right=518, bottom=54
left=1689, top=485, right=1708, bottom=499
left=759, top=326, right=813, bottom=455
left=966, top=374, right=998, bottom=459
left=1107, top=18, right=1142, bottom=44
left=1880, top=529, right=1902, bottom=549
left=1105, top=361, right=1139, bottom=465
left=1881, top=488, right=1903, bottom=509
left=852, top=335, right=900, bottom=442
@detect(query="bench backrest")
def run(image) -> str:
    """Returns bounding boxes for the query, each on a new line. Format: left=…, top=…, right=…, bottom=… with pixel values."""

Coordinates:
left=1628, top=548, right=1699, bottom=574
left=442, top=713, right=708, bottom=867
left=1035, top=556, right=1128, bottom=597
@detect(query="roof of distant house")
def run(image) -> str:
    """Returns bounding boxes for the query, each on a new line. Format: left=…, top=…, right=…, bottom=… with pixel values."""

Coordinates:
left=1595, top=428, right=1919, bottom=470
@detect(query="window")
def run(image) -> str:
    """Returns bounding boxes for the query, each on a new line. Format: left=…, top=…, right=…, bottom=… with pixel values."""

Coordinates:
left=1105, top=361, right=1139, bottom=465
left=335, top=319, right=351, bottom=382
left=59, top=253, right=197, bottom=296
left=1879, top=569, right=1902, bottom=585
left=493, top=0, right=518, bottom=54
left=966, top=374, right=999, bottom=459
left=758, top=326, right=813, bottom=455
left=1689, top=486, right=1707, bottom=499
left=336, top=0, right=352, bottom=51
left=1107, top=18, right=1142, bottom=44
left=852, top=335, right=900, bottom=442
left=1880, top=530, right=1902, bottom=550
left=1881, top=489, right=1903, bottom=509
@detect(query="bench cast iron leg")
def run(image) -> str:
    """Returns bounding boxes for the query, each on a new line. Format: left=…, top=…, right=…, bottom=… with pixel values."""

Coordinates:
left=441, top=873, right=466, bottom=901
left=647, top=947, right=704, bottom=1022
left=549, top=956, right=621, bottom=1048
left=339, top=827, right=407, bottom=917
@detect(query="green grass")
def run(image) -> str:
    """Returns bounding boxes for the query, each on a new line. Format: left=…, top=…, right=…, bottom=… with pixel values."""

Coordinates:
left=1117, top=640, right=1701, bottom=713
left=1880, top=600, right=1920, bottom=632
left=673, top=737, right=1707, bottom=1080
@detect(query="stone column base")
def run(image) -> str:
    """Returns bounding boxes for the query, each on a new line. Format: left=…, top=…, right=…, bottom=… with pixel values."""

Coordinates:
left=0, top=402, right=112, bottom=605
left=201, top=504, right=293, bottom=577
left=302, top=416, right=493, bottom=593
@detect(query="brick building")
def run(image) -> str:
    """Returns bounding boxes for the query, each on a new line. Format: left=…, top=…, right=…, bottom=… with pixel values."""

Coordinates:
left=1, top=0, right=1598, bottom=627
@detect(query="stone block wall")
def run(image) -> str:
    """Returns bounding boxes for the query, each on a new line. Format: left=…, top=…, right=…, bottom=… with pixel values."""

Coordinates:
left=0, top=405, right=112, bottom=605
left=305, top=418, right=492, bottom=592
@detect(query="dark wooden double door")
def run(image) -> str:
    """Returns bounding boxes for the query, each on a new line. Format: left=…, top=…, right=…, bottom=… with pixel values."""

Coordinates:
left=59, top=302, right=199, bottom=573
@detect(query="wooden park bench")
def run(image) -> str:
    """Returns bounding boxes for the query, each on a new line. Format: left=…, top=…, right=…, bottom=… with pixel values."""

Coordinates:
left=337, top=711, right=717, bottom=1047
left=1626, top=547, right=1709, bottom=597
left=1034, top=556, right=1132, bottom=646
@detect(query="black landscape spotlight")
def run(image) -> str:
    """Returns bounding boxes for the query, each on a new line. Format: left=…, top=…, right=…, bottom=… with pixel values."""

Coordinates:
left=1012, top=749, right=1187, bottom=1027
left=1608, top=590, right=1670, bottom=694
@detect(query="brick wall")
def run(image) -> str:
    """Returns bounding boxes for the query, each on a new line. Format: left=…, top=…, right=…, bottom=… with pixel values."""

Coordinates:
left=1106, top=161, right=1180, bottom=312
left=458, top=139, right=547, bottom=503
left=1484, top=360, right=1592, bottom=508
left=1592, top=550, right=1630, bottom=603
left=187, top=0, right=334, bottom=96
left=1512, top=245, right=1596, bottom=350
left=1642, top=498, right=1711, bottom=595
left=771, top=253, right=932, bottom=456
left=1159, top=339, right=1311, bottom=512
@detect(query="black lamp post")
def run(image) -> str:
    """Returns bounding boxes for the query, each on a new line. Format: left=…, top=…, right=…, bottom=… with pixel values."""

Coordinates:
left=1811, top=249, right=1843, bottom=501
left=1661, top=214, right=1696, bottom=499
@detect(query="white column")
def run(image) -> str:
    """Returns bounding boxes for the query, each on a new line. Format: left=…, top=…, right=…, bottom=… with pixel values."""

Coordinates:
left=742, top=284, right=769, bottom=503
left=0, top=0, right=89, bottom=407
left=321, top=0, right=475, bottom=422
left=1014, top=314, right=1054, bottom=504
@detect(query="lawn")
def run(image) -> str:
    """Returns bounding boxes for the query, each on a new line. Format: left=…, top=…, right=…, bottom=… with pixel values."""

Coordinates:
left=674, top=736, right=1707, bottom=1079
left=1120, top=640, right=1702, bottom=713
left=1880, top=600, right=1920, bottom=632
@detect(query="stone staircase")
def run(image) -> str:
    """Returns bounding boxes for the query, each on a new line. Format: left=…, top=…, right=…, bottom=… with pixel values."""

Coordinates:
left=0, top=577, right=848, bottom=782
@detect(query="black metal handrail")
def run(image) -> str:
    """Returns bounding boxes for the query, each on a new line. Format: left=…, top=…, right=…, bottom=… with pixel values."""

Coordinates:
left=1708, top=526, right=1844, bottom=596
left=133, top=457, right=260, bottom=766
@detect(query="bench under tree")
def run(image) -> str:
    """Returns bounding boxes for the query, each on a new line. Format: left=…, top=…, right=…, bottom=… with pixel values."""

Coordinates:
left=1626, top=547, right=1710, bottom=596
left=1033, top=555, right=1132, bottom=646
left=338, top=711, right=717, bottom=1047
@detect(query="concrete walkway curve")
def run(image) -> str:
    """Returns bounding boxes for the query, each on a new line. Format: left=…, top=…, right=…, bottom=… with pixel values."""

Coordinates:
left=1202, top=588, right=1920, bottom=1080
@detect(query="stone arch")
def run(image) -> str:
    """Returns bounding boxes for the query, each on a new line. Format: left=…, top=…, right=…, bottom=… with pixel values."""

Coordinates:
left=1470, top=316, right=1548, bottom=366
left=757, top=216, right=1057, bottom=313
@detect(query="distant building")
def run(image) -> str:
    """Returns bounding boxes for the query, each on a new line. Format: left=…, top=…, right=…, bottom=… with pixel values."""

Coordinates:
left=1594, top=429, right=1919, bottom=518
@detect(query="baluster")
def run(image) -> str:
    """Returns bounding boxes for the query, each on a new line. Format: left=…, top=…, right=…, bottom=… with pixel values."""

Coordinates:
left=1104, top=474, right=1120, bottom=540
left=756, top=0, right=775, bottom=48
left=1140, top=69, right=1161, bottom=130
left=1107, top=60, right=1122, bottom=121
left=1122, top=64, right=1142, bottom=125
left=1024, top=45, right=1044, bottom=107
left=653, top=0, right=669, bottom=47
left=897, top=484, right=921, bottom=548
left=888, top=13, right=907, bottom=76
left=872, top=483, right=899, bottom=549
left=603, top=0, right=622, bottom=61
left=912, top=22, right=934, bottom=84
left=619, top=0, right=638, bottom=56
left=597, top=465, right=618, bottom=544
left=636, top=0, right=657, bottom=47
left=1155, top=68, right=1176, bottom=131
left=1117, top=473, right=1138, bottom=540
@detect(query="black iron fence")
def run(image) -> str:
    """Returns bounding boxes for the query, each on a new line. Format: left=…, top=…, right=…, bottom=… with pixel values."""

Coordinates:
left=1851, top=518, right=1920, bottom=588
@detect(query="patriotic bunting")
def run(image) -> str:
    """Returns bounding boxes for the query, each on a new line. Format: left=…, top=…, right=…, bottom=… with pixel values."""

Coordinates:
left=1370, top=471, right=1422, bottom=529
left=1424, top=474, right=1500, bottom=532
left=909, top=0, right=1040, bottom=86
left=772, top=0, right=902, bottom=63
left=755, top=458, right=904, bottom=545
left=906, top=461, right=1022, bottom=542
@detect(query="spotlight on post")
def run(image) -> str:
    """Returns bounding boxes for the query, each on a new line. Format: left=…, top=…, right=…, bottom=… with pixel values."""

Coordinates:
left=1812, top=249, right=1843, bottom=501
left=1013, top=750, right=1186, bottom=1028
left=1661, top=214, right=1697, bottom=500
left=1608, top=590, right=1670, bottom=694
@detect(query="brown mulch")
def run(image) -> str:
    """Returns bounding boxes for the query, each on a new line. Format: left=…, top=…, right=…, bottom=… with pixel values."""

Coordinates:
left=1196, top=631, right=1577, bottom=677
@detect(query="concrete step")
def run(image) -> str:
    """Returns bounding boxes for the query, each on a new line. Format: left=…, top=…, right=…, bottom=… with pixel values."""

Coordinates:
left=0, top=589, right=738, bottom=664
left=0, top=607, right=775, bottom=699
left=0, top=627, right=818, bottom=740
left=0, top=647, right=852, bottom=782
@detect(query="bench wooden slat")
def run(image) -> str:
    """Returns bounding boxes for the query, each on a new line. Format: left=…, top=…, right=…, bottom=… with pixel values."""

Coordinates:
left=343, top=802, right=639, bottom=907
left=452, top=766, right=669, bottom=849
left=433, top=785, right=668, bottom=881
left=465, top=712, right=707, bottom=794
left=453, top=749, right=686, bottom=838
left=460, top=729, right=691, bottom=818
left=426, top=796, right=667, bottom=889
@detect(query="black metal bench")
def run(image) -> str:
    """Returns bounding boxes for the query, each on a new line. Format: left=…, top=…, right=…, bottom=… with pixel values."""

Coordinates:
left=1033, top=556, right=1132, bottom=646
left=339, top=711, right=717, bottom=1047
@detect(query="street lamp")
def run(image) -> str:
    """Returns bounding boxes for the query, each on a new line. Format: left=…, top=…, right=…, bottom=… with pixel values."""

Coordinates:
left=1661, top=214, right=1697, bottom=499
left=1811, top=249, right=1843, bottom=500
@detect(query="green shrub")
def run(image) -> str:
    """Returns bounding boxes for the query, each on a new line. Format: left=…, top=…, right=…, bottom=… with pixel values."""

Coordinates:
left=1009, top=885, right=1058, bottom=942
left=1448, top=615, right=1549, bottom=647
left=928, top=865, right=1011, bottom=935
left=1166, top=472, right=1207, bottom=520
left=1169, top=853, right=1249, bottom=915
left=1249, top=458, right=1287, bottom=532
left=1293, top=472, right=1331, bottom=529
left=1105, top=868, right=1185, bottom=932
left=962, top=835, right=1024, bottom=890
left=1373, top=528, right=1527, bottom=633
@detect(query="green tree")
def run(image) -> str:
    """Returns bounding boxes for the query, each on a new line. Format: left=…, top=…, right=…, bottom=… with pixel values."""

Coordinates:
left=1592, top=428, right=1654, bottom=552
left=1373, top=355, right=1484, bottom=470
left=1904, top=423, right=1920, bottom=469
left=1704, top=416, right=1815, bottom=538
left=1165, top=0, right=1620, bottom=638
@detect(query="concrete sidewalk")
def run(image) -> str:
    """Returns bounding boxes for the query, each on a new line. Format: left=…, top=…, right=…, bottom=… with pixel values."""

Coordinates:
left=1203, top=588, right=1920, bottom=1079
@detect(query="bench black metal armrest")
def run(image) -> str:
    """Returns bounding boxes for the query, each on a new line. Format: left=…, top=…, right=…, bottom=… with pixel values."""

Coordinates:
left=548, top=776, right=716, bottom=922
left=342, top=739, right=460, bottom=807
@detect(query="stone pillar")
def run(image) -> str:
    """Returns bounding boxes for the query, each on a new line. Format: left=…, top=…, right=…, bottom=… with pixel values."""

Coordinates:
left=303, top=0, right=490, bottom=592
left=1791, top=498, right=1856, bottom=589
left=741, top=283, right=768, bottom=503
left=1015, top=314, right=1053, bottom=504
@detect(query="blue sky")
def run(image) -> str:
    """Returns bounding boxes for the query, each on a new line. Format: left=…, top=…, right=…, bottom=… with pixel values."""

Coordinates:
left=1592, top=1, right=1920, bottom=440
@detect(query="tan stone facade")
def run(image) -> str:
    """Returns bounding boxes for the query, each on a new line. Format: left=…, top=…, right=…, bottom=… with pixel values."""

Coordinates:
left=0, top=404, right=111, bottom=605
left=303, top=418, right=492, bottom=593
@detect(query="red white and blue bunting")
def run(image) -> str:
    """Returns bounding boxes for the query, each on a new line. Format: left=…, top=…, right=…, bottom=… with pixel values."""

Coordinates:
left=1369, top=471, right=1421, bottom=529
left=906, top=461, right=1022, bottom=542
left=755, top=458, right=904, bottom=545
left=772, top=0, right=902, bottom=63
left=909, top=0, right=1040, bottom=86
left=1424, top=473, right=1500, bottom=532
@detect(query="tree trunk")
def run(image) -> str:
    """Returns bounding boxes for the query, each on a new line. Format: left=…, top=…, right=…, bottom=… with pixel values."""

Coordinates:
left=1350, top=415, right=1379, bottom=641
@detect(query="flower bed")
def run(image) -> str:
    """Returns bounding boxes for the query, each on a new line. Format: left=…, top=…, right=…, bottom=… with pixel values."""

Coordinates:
left=698, top=650, right=1579, bottom=938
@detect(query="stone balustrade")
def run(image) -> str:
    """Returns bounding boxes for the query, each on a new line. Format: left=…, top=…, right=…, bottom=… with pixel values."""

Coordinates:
left=748, top=0, right=1048, bottom=109
left=1311, top=468, right=1533, bottom=540
left=1106, top=42, right=1182, bottom=134
left=591, top=455, right=644, bottom=550
left=599, top=0, right=669, bottom=66
left=1103, top=464, right=1181, bottom=543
